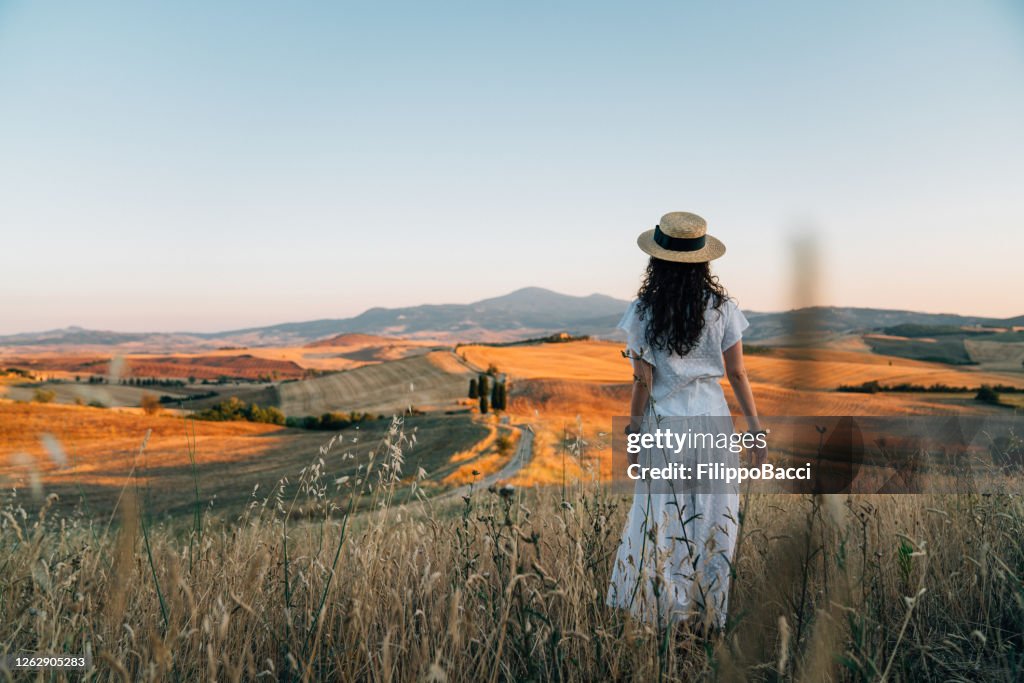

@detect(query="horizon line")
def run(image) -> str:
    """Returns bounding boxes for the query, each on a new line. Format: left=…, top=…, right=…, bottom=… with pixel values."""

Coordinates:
left=1, top=286, right=1021, bottom=338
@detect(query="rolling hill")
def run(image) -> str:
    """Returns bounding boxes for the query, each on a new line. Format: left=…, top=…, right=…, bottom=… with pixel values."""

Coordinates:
left=0, top=288, right=629, bottom=348
left=276, top=351, right=475, bottom=417
left=2, top=288, right=1021, bottom=350
left=741, top=307, right=1015, bottom=343
left=214, top=287, right=628, bottom=344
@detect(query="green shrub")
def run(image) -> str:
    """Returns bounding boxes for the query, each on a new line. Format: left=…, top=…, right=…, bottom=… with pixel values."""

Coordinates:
left=32, top=388, right=57, bottom=403
left=284, top=411, right=375, bottom=431
left=194, top=397, right=286, bottom=424
left=975, top=385, right=1001, bottom=405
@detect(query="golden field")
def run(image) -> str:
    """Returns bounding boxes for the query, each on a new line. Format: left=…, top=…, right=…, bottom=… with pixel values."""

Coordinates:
left=0, top=333, right=438, bottom=382
left=1, top=417, right=1021, bottom=681
left=461, top=340, right=1024, bottom=392
left=1, top=336, right=1022, bottom=680
left=459, top=340, right=1019, bottom=487
left=0, top=402, right=491, bottom=517
left=5, top=338, right=1019, bottom=500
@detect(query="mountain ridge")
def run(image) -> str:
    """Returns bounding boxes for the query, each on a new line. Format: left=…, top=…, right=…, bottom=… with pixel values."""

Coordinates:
left=1, top=288, right=1021, bottom=348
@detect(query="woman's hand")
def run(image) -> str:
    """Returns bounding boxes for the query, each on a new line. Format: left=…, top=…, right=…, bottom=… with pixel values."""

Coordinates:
left=625, top=355, right=652, bottom=469
left=747, top=440, right=767, bottom=467
left=725, top=342, right=766, bottom=466
left=625, top=422, right=640, bottom=467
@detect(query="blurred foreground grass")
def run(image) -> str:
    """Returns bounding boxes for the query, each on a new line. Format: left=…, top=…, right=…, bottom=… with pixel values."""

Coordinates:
left=1, top=418, right=1022, bottom=682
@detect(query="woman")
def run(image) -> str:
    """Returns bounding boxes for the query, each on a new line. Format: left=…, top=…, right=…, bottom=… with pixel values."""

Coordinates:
left=606, top=211, right=765, bottom=634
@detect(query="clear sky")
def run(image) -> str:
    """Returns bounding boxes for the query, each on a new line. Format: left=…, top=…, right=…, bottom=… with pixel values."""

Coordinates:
left=1, top=1, right=1022, bottom=334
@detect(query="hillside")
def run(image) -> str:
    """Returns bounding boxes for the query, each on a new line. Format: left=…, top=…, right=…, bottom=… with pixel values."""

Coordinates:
left=276, top=351, right=475, bottom=417
left=0, top=401, right=488, bottom=517
left=742, top=307, right=1012, bottom=343
left=304, top=333, right=401, bottom=348
left=2, top=288, right=1021, bottom=350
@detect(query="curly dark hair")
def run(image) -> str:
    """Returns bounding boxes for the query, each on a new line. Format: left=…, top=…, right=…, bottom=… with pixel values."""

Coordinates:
left=636, top=257, right=728, bottom=357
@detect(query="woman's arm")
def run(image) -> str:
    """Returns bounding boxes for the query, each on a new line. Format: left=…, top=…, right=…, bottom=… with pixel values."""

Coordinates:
left=625, top=356, right=653, bottom=466
left=628, top=356, right=653, bottom=431
left=724, top=340, right=766, bottom=464
left=723, top=340, right=761, bottom=432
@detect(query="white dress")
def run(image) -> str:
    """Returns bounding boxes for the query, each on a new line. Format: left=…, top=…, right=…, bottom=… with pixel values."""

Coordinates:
left=606, top=296, right=749, bottom=629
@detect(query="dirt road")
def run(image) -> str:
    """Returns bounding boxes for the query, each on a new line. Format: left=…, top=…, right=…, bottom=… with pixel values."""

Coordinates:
left=433, top=422, right=534, bottom=503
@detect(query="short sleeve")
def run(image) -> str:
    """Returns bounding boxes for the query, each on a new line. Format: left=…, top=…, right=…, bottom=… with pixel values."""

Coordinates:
left=617, top=300, right=655, bottom=366
left=720, top=299, right=749, bottom=352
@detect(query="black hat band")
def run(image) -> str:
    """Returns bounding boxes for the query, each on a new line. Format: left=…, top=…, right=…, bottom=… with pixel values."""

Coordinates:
left=653, top=225, right=706, bottom=252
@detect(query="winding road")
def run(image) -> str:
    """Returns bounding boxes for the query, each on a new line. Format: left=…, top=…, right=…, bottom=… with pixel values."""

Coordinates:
left=435, top=422, right=534, bottom=503
left=433, top=348, right=534, bottom=499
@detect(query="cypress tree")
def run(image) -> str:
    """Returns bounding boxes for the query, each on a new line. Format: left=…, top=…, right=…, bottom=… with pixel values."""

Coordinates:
left=479, top=394, right=489, bottom=414
left=469, top=378, right=478, bottom=398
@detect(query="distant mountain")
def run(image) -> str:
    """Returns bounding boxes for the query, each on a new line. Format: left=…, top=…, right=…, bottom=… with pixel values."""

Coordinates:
left=213, top=287, right=630, bottom=345
left=0, top=326, right=208, bottom=349
left=1, top=290, right=1020, bottom=349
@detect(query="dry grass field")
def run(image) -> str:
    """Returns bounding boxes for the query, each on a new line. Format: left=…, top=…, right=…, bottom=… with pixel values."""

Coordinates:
left=0, top=378, right=284, bottom=413
left=1, top=353, right=307, bottom=381
left=277, top=351, right=474, bottom=417
left=744, top=350, right=1024, bottom=392
left=0, top=401, right=490, bottom=518
left=0, top=335, right=438, bottom=385
left=2, top=381, right=196, bottom=407
left=462, top=341, right=1024, bottom=392
left=966, top=338, right=1024, bottom=371
left=461, top=340, right=633, bottom=383
left=1, top=416, right=1020, bottom=681
left=177, top=334, right=438, bottom=373
left=2, top=336, right=1022, bottom=680
left=463, top=339, right=1020, bottom=489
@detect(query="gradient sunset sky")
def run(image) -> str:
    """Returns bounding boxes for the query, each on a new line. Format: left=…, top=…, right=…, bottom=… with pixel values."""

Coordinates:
left=1, top=1, right=1022, bottom=334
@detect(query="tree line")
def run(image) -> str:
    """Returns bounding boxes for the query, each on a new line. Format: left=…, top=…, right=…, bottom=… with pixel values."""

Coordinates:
left=192, top=397, right=383, bottom=430
left=838, top=380, right=1024, bottom=395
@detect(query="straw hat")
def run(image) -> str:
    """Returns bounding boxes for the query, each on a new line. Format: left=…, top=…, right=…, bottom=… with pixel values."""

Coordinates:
left=636, top=211, right=726, bottom=263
